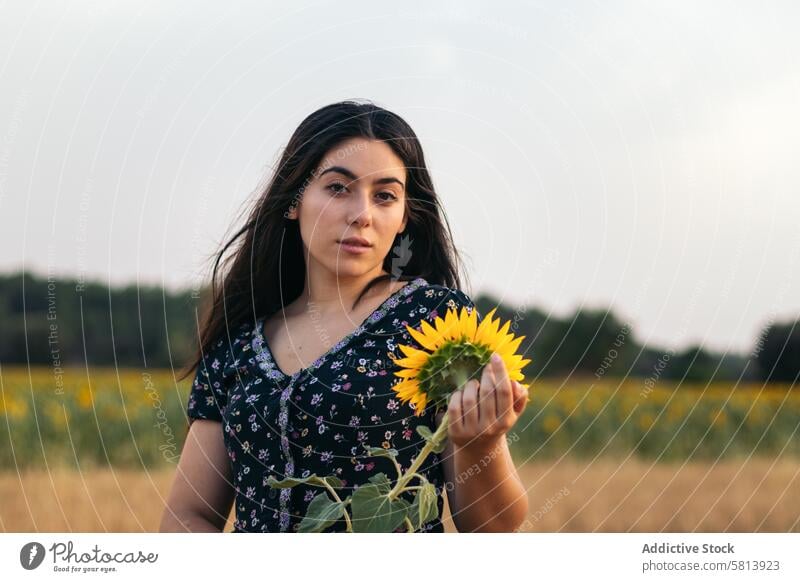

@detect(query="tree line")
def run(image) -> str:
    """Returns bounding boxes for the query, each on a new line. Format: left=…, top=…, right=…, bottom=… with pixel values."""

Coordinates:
left=0, top=271, right=797, bottom=384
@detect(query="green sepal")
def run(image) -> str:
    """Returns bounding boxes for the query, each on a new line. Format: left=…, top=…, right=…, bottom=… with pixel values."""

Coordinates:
left=415, top=341, right=492, bottom=409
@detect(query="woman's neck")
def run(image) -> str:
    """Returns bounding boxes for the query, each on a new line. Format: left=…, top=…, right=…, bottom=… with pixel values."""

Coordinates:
left=289, top=268, right=393, bottom=318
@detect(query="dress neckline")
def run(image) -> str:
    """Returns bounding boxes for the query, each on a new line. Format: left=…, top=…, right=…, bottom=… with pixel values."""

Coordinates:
left=252, top=277, right=428, bottom=382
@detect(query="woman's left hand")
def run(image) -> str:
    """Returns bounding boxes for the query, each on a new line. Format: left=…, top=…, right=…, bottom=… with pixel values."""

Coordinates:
left=445, top=352, right=528, bottom=449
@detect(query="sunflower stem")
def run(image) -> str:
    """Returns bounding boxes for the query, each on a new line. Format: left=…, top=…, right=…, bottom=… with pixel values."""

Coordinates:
left=387, top=411, right=450, bottom=502
left=321, top=479, right=352, bottom=532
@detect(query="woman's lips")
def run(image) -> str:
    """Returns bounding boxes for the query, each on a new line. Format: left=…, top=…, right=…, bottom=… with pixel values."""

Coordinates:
left=338, top=241, right=371, bottom=255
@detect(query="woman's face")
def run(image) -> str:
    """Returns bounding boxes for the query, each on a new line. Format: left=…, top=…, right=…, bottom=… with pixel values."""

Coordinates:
left=287, top=137, right=408, bottom=280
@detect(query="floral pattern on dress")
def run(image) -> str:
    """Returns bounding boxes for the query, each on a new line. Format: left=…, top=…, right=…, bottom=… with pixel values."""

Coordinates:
left=186, top=277, right=478, bottom=532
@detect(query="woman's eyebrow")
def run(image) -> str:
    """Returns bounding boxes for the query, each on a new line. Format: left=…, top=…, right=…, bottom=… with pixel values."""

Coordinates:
left=319, top=165, right=405, bottom=189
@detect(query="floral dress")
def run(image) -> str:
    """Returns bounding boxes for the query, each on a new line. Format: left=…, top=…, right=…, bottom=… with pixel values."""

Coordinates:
left=186, top=277, right=478, bottom=532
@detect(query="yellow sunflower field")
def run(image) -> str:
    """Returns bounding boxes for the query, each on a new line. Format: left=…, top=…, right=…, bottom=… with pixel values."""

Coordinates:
left=512, top=379, right=800, bottom=462
left=0, top=366, right=186, bottom=469
left=1, top=366, right=799, bottom=471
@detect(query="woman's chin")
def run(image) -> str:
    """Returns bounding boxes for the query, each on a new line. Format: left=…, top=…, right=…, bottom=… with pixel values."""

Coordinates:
left=329, top=262, right=380, bottom=279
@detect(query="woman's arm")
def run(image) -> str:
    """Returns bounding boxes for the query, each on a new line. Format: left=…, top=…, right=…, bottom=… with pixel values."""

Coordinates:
left=442, top=432, right=528, bottom=532
left=159, top=419, right=235, bottom=532
left=439, top=354, right=530, bottom=532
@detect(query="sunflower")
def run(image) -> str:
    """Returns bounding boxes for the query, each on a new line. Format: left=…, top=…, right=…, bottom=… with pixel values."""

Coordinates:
left=392, top=306, right=531, bottom=416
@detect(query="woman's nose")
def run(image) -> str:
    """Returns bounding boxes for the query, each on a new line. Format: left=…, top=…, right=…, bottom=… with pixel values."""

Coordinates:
left=347, top=191, right=373, bottom=226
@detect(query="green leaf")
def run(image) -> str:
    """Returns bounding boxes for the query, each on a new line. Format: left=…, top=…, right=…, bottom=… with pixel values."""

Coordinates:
left=416, top=425, right=434, bottom=441
left=267, top=473, right=343, bottom=490
left=298, top=493, right=345, bottom=533
left=367, top=472, right=392, bottom=494
left=364, top=446, right=399, bottom=458
left=416, top=425, right=447, bottom=453
left=266, top=476, right=307, bottom=489
left=350, top=484, right=410, bottom=533
left=408, top=482, right=440, bottom=530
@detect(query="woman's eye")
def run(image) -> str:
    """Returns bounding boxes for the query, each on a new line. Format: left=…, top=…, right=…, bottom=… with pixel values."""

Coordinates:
left=327, top=183, right=346, bottom=195
left=327, top=183, right=396, bottom=202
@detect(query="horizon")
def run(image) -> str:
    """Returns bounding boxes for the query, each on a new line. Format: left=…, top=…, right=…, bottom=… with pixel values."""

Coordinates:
left=1, top=265, right=790, bottom=359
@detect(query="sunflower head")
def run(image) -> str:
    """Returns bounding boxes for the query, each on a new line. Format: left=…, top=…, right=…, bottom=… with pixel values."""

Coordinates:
left=391, top=306, right=531, bottom=416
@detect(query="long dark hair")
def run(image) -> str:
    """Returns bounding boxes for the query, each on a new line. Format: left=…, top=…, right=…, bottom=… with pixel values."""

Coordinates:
left=179, top=99, right=468, bottom=381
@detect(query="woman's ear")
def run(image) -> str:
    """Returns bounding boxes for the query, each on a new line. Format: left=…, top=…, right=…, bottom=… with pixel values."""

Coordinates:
left=284, top=189, right=303, bottom=220
left=398, top=211, right=408, bottom=234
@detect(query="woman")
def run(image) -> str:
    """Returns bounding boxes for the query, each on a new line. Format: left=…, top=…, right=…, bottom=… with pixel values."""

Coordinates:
left=160, top=100, right=529, bottom=533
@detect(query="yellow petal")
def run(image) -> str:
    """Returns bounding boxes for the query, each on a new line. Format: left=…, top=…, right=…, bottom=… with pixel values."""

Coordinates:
left=502, top=336, right=524, bottom=355
left=463, top=307, right=478, bottom=341
left=394, top=354, right=428, bottom=369
left=398, top=343, right=429, bottom=360
left=394, top=380, right=420, bottom=399
left=481, top=307, right=497, bottom=334
left=496, top=319, right=511, bottom=335
left=475, top=309, right=500, bottom=346
left=432, top=315, right=447, bottom=338
left=500, top=354, right=525, bottom=372
left=435, top=309, right=459, bottom=341
left=443, top=308, right=460, bottom=340
left=419, top=319, right=446, bottom=348
left=407, top=325, right=440, bottom=352
left=492, top=320, right=512, bottom=345
left=391, top=379, right=409, bottom=391
left=492, top=336, right=515, bottom=355
left=416, top=393, right=427, bottom=411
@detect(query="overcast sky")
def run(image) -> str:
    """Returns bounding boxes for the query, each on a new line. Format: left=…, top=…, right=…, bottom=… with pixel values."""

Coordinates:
left=1, top=0, right=798, bottom=355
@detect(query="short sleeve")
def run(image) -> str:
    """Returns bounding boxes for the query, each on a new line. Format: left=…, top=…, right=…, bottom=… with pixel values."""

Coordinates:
left=412, top=285, right=481, bottom=333
left=186, top=333, right=235, bottom=424
left=432, top=287, right=479, bottom=322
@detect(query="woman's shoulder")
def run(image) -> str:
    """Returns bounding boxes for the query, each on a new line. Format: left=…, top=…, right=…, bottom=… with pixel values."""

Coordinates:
left=200, top=318, right=263, bottom=377
left=401, top=278, right=478, bottom=319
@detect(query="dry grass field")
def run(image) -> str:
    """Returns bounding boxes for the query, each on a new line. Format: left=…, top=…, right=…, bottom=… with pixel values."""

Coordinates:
left=2, top=457, right=797, bottom=532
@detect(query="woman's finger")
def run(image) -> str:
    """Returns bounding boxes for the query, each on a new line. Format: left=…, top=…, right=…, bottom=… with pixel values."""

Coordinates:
left=479, top=360, right=497, bottom=429
left=512, top=381, right=528, bottom=414
left=461, top=379, right=480, bottom=429
left=493, top=353, right=513, bottom=422
left=446, top=391, right=462, bottom=439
